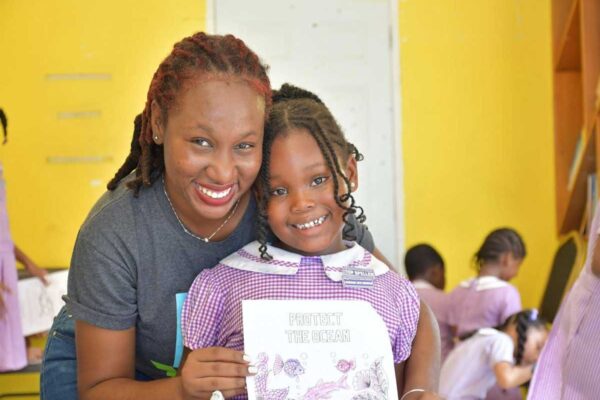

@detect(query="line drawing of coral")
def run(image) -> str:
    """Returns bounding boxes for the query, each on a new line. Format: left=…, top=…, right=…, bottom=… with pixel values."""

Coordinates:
left=350, top=357, right=388, bottom=400
left=254, top=352, right=290, bottom=400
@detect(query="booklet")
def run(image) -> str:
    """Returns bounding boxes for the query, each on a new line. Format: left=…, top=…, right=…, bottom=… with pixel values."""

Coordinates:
left=243, top=300, right=398, bottom=400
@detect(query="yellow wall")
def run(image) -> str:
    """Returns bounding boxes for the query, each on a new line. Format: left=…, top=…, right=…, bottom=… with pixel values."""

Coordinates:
left=1, top=0, right=557, bottom=308
left=399, top=1, right=557, bottom=308
left=0, top=0, right=204, bottom=267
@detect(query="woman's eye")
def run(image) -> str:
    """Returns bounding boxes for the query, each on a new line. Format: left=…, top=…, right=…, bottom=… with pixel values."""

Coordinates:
left=311, top=176, right=329, bottom=186
left=271, top=188, right=287, bottom=196
left=236, top=142, right=254, bottom=150
left=193, top=138, right=212, bottom=147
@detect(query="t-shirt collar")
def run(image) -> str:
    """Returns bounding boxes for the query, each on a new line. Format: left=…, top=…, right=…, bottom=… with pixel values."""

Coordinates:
left=220, top=240, right=389, bottom=282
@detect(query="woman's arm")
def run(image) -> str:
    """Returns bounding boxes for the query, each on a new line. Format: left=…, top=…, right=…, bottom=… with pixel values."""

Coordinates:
left=371, top=247, right=441, bottom=399
left=401, top=301, right=442, bottom=400
left=77, top=321, right=251, bottom=400
left=493, top=361, right=533, bottom=389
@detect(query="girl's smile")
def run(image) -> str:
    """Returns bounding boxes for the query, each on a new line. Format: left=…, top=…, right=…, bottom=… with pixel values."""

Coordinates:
left=267, top=128, right=357, bottom=256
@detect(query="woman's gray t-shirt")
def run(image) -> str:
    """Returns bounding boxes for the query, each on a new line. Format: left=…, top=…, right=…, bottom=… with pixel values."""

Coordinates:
left=64, top=178, right=374, bottom=379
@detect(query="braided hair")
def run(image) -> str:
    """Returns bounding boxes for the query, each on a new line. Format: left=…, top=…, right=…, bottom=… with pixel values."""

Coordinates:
left=474, top=228, right=526, bottom=270
left=497, top=309, right=546, bottom=365
left=107, top=32, right=272, bottom=195
left=256, top=83, right=365, bottom=259
left=0, top=108, right=7, bottom=145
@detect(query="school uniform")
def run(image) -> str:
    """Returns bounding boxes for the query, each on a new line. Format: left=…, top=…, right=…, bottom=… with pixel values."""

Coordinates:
left=0, top=164, right=27, bottom=371
left=447, top=276, right=522, bottom=338
left=440, top=328, right=515, bottom=400
left=412, top=279, right=454, bottom=360
left=528, top=203, right=600, bottom=400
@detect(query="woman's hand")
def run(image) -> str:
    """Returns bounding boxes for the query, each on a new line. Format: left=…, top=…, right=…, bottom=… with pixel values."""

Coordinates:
left=180, top=347, right=254, bottom=400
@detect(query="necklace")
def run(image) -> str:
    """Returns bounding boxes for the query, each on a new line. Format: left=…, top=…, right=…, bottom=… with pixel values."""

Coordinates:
left=162, top=178, right=241, bottom=243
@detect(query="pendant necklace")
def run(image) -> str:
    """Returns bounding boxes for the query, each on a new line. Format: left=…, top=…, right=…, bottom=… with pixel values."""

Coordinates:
left=162, top=178, right=240, bottom=243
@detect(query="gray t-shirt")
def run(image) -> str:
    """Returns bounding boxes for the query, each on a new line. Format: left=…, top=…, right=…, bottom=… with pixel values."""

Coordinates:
left=65, top=177, right=374, bottom=379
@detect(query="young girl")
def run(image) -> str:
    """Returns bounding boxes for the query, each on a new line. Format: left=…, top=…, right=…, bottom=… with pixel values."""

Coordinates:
left=447, top=228, right=526, bottom=338
left=0, top=108, right=48, bottom=371
left=439, top=309, right=548, bottom=400
left=181, top=84, right=429, bottom=400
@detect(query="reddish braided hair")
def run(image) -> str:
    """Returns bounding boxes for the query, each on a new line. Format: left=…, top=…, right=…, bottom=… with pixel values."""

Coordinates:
left=108, top=32, right=272, bottom=194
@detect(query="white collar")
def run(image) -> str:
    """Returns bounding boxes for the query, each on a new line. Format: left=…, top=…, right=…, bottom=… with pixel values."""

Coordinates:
left=220, top=240, right=389, bottom=282
left=477, top=328, right=501, bottom=336
left=412, top=279, right=437, bottom=290
left=459, top=276, right=509, bottom=291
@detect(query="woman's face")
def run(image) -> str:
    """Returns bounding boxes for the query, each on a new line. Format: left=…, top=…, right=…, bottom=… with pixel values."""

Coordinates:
left=152, top=78, right=265, bottom=226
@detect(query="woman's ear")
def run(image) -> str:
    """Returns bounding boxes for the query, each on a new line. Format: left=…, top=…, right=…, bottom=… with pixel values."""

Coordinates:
left=344, top=154, right=358, bottom=192
left=150, top=100, right=165, bottom=145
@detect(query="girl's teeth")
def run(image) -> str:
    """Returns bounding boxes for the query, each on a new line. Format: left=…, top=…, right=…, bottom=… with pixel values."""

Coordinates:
left=295, top=215, right=327, bottom=230
left=199, top=186, right=231, bottom=199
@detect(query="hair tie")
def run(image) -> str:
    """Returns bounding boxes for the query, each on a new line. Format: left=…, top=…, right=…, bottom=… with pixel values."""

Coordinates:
left=529, top=308, right=538, bottom=321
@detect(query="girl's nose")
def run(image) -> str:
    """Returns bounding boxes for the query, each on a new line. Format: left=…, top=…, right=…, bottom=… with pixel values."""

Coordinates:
left=291, top=190, right=315, bottom=213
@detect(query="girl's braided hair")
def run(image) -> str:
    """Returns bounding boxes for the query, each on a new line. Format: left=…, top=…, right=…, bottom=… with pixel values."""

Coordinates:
left=256, top=83, right=365, bottom=259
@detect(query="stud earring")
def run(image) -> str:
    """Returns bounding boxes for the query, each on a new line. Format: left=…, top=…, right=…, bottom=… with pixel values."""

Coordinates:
left=154, top=135, right=159, bottom=142
left=350, top=182, right=356, bottom=189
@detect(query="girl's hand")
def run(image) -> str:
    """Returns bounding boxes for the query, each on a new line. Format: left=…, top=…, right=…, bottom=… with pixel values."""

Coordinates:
left=25, top=262, right=48, bottom=285
left=0, top=281, right=10, bottom=317
left=180, top=347, right=254, bottom=400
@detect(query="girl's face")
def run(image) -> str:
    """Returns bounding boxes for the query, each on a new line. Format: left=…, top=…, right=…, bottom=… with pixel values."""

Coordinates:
left=267, top=128, right=357, bottom=256
left=152, top=79, right=265, bottom=226
left=521, top=327, right=548, bottom=365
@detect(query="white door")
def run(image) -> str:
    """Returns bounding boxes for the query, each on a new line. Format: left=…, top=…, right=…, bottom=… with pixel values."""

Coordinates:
left=211, top=0, right=404, bottom=266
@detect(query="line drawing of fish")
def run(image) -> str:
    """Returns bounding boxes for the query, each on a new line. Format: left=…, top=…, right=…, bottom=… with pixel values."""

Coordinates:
left=273, top=354, right=305, bottom=378
left=254, top=352, right=289, bottom=400
left=302, top=374, right=349, bottom=400
left=335, top=359, right=356, bottom=373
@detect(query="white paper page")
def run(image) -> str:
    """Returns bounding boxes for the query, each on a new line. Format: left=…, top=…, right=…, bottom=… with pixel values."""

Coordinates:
left=243, top=300, right=398, bottom=400
left=18, top=270, right=69, bottom=336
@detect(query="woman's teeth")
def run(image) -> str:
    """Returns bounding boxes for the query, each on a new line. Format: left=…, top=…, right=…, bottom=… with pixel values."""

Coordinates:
left=199, top=186, right=232, bottom=199
left=294, top=215, right=327, bottom=230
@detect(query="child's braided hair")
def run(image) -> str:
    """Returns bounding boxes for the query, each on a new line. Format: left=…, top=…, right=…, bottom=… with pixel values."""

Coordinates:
left=256, top=84, right=365, bottom=259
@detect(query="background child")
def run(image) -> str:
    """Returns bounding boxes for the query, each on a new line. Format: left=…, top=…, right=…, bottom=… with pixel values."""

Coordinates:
left=181, top=84, right=433, bottom=400
left=440, top=309, right=548, bottom=400
left=405, top=244, right=453, bottom=360
left=0, top=108, right=48, bottom=371
left=447, top=228, right=525, bottom=338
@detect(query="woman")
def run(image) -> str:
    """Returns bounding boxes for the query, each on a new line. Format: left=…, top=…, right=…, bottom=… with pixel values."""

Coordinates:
left=41, top=32, right=440, bottom=400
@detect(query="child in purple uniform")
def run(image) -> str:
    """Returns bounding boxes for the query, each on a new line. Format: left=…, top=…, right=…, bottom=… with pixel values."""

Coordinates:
left=527, top=201, right=600, bottom=399
left=0, top=108, right=48, bottom=371
left=440, top=309, right=547, bottom=400
left=405, top=244, right=453, bottom=361
left=446, top=228, right=526, bottom=400
left=182, top=85, right=435, bottom=400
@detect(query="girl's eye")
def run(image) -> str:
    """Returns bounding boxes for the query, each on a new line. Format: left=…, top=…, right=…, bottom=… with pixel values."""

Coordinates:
left=193, top=138, right=212, bottom=147
left=236, top=142, right=255, bottom=150
left=311, top=176, right=329, bottom=186
left=271, top=187, right=288, bottom=197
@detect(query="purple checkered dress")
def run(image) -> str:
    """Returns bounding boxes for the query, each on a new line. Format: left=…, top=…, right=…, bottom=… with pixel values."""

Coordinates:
left=182, top=241, right=420, bottom=364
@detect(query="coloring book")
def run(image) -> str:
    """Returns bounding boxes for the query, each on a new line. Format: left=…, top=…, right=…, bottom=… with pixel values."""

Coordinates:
left=243, top=300, right=398, bottom=400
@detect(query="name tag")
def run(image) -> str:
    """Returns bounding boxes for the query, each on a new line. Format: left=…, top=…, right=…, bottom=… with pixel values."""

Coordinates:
left=342, top=266, right=375, bottom=289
